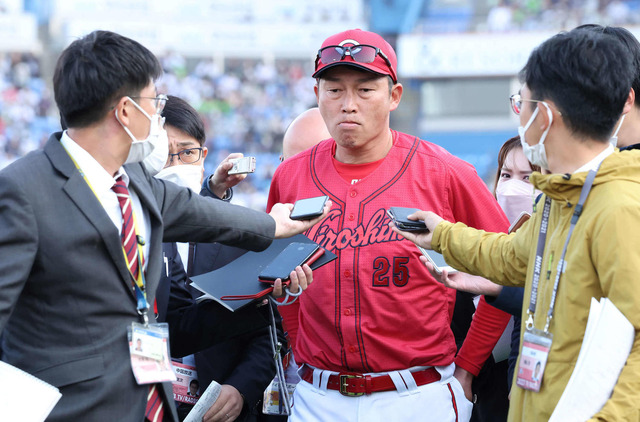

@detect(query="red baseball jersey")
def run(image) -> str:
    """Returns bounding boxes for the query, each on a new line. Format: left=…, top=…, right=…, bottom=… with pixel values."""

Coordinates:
left=268, top=130, right=509, bottom=373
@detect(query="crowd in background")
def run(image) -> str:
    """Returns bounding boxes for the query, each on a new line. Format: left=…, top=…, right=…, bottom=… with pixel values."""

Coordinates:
left=0, top=52, right=318, bottom=210
left=0, top=52, right=57, bottom=170
left=3, top=0, right=640, bottom=208
left=484, top=0, right=640, bottom=32
left=157, top=56, right=318, bottom=209
left=405, top=0, right=640, bottom=33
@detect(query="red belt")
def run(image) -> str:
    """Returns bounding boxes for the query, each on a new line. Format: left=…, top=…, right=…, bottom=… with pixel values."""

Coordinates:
left=299, top=365, right=440, bottom=397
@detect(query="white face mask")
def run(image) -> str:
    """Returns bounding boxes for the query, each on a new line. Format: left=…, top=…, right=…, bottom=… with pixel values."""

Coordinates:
left=495, top=178, right=539, bottom=224
left=116, top=97, right=169, bottom=175
left=141, top=122, right=169, bottom=176
left=609, top=114, right=626, bottom=147
left=155, top=164, right=203, bottom=193
left=518, top=102, right=553, bottom=169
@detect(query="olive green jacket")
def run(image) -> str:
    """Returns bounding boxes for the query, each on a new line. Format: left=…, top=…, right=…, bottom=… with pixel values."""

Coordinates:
left=434, top=150, right=640, bottom=422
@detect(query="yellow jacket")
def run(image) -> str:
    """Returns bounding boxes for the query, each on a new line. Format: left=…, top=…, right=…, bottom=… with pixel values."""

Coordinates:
left=433, top=150, right=640, bottom=422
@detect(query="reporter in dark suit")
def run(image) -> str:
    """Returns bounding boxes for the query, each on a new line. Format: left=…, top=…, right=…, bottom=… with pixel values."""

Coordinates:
left=154, top=243, right=277, bottom=362
left=155, top=96, right=287, bottom=422
left=157, top=242, right=284, bottom=422
left=0, top=30, right=327, bottom=422
left=189, top=210, right=286, bottom=422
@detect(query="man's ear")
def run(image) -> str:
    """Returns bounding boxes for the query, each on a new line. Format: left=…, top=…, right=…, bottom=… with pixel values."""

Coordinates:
left=389, top=83, right=403, bottom=112
left=537, top=102, right=555, bottom=131
left=202, top=146, right=208, bottom=160
left=622, top=88, right=635, bottom=115
left=114, top=96, right=131, bottom=126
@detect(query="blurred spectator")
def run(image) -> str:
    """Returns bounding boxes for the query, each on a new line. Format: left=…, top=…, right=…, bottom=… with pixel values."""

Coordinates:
left=0, top=52, right=58, bottom=170
left=487, top=1, right=514, bottom=32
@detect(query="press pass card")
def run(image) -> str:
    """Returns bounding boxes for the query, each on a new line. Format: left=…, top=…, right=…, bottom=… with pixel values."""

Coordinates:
left=128, top=322, right=176, bottom=384
left=516, top=329, right=553, bottom=392
left=172, top=361, right=200, bottom=405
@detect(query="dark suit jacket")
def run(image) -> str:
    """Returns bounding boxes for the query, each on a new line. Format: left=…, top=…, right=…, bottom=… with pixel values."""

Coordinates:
left=189, top=240, right=284, bottom=421
left=155, top=243, right=272, bottom=355
left=451, top=291, right=510, bottom=422
left=161, top=179, right=285, bottom=421
left=155, top=241, right=281, bottom=421
left=0, top=133, right=275, bottom=422
left=485, top=286, right=524, bottom=391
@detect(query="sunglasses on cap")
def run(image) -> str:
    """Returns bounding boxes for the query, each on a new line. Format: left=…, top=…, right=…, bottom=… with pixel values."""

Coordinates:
left=315, top=44, right=395, bottom=80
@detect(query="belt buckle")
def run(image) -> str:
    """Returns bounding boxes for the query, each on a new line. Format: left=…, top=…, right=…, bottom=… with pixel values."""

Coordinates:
left=339, top=374, right=365, bottom=397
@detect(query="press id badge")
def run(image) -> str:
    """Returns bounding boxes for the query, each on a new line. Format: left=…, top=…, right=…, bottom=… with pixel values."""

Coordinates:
left=128, top=322, right=176, bottom=385
left=172, top=361, right=200, bottom=405
left=262, top=377, right=296, bottom=416
left=516, top=329, right=553, bottom=392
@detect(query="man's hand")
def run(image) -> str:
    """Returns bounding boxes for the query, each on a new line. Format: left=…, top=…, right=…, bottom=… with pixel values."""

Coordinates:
left=272, top=264, right=313, bottom=298
left=270, top=201, right=332, bottom=239
left=419, top=255, right=503, bottom=296
left=209, top=153, right=247, bottom=198
left=389, top=210, right=444, bottom=250
left=453, top=366, right=475, bottom=403
left=203, top=384, right=244, bottom=422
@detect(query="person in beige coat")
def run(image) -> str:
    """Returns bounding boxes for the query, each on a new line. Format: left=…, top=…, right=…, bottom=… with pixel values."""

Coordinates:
left=393, top=30, right=640, bottom=421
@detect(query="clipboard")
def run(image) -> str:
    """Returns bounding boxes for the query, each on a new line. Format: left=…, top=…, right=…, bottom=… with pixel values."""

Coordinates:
left=190, top=235, right=336, bottom=311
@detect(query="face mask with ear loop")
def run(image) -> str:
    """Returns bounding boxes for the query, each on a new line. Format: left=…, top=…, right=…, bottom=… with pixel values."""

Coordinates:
left=609, top=114, right=626, bottom=147
left=115, top=97, right=169, bottom=175
left=496, top=178, right=540, bottom=224
left=518, top=102, right=553, bottom=169
left=155, top=164, right=204, bottom=193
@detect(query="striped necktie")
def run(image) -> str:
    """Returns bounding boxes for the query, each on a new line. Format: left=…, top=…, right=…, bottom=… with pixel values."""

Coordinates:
left=111, top=176, right=164, bottom=422
left=112, top=177, right=141, bottom=279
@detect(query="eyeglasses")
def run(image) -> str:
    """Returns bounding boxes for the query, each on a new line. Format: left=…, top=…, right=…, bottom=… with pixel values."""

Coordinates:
left=509, top=94, right=562, bottom=116
left=316, top=44, right=395, bottom=79
left=165, top=147, right=204, bottom=167
left=130, top=94, right=168, bottom=114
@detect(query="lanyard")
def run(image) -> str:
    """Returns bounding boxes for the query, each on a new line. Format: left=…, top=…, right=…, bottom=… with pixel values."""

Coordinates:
left=526, top=166, right=600, bottom=333
left=267, top=303, right=292, bottom=415
left=131, top=258, right=150, bottom=325
left=64, top=147, right=150, bottom=323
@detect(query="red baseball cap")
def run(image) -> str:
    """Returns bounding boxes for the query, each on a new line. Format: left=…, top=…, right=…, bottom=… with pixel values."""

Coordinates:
left=312, top=29, right=398, bottom=83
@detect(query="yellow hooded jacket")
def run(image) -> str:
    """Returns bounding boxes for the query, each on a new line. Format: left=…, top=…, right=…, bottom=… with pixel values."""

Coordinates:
left=433, top=150, right=640, bottom=422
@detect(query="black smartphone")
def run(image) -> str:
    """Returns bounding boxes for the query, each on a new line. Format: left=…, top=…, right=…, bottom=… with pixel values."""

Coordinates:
left=290, top=195, right=329, bottom=221
left=259, top=242, right=320, bottom=281
left=387, top=207, right=428, bottom=232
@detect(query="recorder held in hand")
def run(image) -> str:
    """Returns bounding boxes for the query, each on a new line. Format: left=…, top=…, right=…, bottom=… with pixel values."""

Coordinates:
left=228, top=156, right=256, bottom=175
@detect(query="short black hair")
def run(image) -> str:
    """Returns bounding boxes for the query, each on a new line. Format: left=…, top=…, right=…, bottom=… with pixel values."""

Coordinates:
left=573, top=24, right=640, bottom=110
left=519, top=30, right=633, bottom=142
left=189, top=379, right=199, bottom=388
left=53, top=30, right=162, bottom=128
left=161, top=95, right=206, bottom=146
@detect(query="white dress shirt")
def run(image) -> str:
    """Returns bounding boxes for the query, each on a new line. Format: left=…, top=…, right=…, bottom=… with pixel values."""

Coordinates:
left=61, top=131, right=151, bottom=268
left=573, top=143, right=614, bottom=174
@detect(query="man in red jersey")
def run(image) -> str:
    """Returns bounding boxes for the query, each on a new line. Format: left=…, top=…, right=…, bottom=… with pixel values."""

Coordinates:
left=267, top=29, right=510, bottom=421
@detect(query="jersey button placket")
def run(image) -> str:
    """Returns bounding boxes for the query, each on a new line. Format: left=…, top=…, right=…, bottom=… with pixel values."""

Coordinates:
left=341, top=189, right=360, bottom=368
